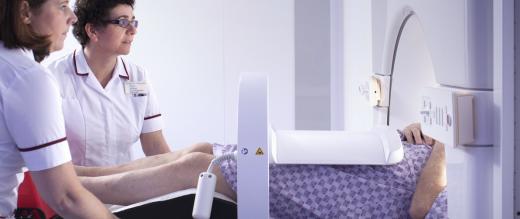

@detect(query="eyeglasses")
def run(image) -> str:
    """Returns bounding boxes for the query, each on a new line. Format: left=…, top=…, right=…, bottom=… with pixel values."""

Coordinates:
left=104, top=18, right=139, bottom=29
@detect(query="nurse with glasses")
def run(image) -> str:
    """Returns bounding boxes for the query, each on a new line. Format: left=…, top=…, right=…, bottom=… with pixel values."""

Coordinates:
left=48, top=0, right=183, bottom=168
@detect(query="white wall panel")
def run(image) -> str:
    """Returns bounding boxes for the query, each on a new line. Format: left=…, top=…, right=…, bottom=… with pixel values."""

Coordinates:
left=343, top=0, right=373, bottom=131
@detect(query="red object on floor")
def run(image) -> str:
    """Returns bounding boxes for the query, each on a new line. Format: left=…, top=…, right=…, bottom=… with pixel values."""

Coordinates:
left=17, top=172, right=57, bottom=219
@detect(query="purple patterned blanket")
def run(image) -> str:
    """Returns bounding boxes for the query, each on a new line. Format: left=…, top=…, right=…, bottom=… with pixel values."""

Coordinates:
left=213, top=143, right=447, bottom=218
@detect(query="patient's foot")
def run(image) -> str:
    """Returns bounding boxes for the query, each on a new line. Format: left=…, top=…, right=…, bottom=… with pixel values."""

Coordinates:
left=408, top=142, right=446, bottom=219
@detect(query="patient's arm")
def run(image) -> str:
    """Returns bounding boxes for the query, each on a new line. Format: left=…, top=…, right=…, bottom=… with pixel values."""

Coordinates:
left=408, top=142, right=446, bottom=219
left=75, top=142, right=213, bottom=177
left=78, top=152, right=236, bottom=205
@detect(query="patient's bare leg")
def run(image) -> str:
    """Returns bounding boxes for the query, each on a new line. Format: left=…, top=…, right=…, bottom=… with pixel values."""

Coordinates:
left=75, top=142, right=214, bottom=177
left=408, top=142, right=447, bottom=219
left=79, top=152, right=235, bottom=206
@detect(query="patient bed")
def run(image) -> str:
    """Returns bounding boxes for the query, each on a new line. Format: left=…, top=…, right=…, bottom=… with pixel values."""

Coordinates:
left=112, top=189, right=236, bottom=219
left=16, top=179, right=236, bottom=219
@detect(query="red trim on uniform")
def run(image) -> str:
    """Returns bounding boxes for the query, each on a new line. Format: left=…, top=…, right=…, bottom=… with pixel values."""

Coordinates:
left=17, top=137, right=67, bottom=152
left=73, top=50, right=89, bottom=76
left=73, top=50, right=129, bottom=80
left=144, top=114, right=162, bottom=120
left=119, top=58, right=130, bottom=80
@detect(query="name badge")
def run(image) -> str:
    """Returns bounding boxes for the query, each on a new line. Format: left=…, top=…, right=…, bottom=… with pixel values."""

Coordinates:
left=124, top=81, right=149, bottom=97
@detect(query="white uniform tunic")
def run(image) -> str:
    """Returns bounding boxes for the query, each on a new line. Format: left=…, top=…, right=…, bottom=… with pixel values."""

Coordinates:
left=47, top=49, right=163, bottom=166
left=0, top=43, right=71, bottom=218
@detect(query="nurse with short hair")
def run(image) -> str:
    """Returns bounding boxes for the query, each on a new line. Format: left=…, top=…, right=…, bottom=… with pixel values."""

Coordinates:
left=47, top=0, right=173, bottom=167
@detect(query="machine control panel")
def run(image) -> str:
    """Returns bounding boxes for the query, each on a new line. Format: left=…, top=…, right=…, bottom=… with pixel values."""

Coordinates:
left=420, top=87, right=475, bottom=146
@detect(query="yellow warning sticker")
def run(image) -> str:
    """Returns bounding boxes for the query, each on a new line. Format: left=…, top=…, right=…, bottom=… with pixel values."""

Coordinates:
left=255, top=147, right=264, bottom=155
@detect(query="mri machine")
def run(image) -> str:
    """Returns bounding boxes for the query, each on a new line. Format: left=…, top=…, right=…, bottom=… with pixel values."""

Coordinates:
left=113, top=0, right=510, bottom=218
left=234, top=0, right=497, bottom=218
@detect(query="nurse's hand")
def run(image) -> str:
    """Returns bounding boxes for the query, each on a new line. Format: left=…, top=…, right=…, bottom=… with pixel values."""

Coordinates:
left=402, top=123, right=435, bottom=146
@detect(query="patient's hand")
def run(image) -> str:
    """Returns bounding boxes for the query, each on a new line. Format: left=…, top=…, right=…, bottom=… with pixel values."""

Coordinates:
left=403, top=123, right=435, bottom=145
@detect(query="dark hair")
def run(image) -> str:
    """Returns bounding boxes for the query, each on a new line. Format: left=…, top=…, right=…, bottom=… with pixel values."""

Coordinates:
left=0, top=0, right=51, bottom=62
left=73, top=0, right=135, bottom=46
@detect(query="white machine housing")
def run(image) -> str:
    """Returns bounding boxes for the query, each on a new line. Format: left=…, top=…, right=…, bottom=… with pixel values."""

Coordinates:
left=372, top=0, right=493, bottom=89
left=270, top=128, right=403, bottom=165
left=236, top=73, right=270, bottom=219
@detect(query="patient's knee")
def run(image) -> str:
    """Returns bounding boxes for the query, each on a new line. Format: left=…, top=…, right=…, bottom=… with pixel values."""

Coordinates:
left=176, top=152, right=214, bottom=186
left=179, top=152, right=213, bottom=173
left=186, top=142, right=213, bottom=155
